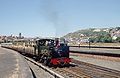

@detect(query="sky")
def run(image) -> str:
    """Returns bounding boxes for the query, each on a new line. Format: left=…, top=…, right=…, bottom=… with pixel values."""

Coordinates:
left=0, top=0, right=120, bottom=37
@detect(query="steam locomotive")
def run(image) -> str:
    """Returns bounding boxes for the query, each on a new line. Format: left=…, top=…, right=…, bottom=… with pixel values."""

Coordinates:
left=2, top=38, right=71, bottom=66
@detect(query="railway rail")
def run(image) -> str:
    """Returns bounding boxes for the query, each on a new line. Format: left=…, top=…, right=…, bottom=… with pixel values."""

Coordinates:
left=24, top=55, right=120, bottom=78
left=70, top=50, right=120, bottom=57
left=24, top=56, right=64, bottom=78
left=72, top=60, right=120, bottom=78
left=24, top=55, right=90, bottom=78
left=69, top=46, right=120, bottom=49
left=69, top=45, right=120, bottom=57
left=51, top=60, right=120, bottom=78
left=70, top=46, right=120, bottom=57
left=51, top=66, right=90, bottom=78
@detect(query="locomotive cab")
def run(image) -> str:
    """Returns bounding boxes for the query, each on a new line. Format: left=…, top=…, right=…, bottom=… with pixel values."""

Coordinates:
left=51, top=38, right=71, bottom=66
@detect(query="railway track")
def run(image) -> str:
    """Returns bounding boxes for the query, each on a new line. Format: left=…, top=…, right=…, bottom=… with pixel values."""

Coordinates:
left=69, top=46, right=120, bottom=49
left=51, top=66, right=90, bottom=78
left=24, top=55, right=89, bottom=78
left=24, top=55, right=120, bottom=78
left=24, top=56, right=64, bottom=78
left=70, top=50, right=120, bottom=57
left=72, top=60, right=120, bottom=78
left=51, top=61, right=120, bottom=78
left=25, top=57, right=54, bottom=78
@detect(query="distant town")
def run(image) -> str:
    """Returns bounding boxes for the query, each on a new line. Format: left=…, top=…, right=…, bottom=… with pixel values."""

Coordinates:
left=0, top=33, right=54, bottom=43
left=0, top=33, right=31, bottom=43
left=0, top=27, right=120, bottom=44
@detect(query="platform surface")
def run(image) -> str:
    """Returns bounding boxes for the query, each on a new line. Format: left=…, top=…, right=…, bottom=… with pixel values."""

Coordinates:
left=0, top=47, right=33, bottom=78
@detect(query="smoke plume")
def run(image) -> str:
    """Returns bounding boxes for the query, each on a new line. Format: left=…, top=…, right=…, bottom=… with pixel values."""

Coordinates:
left=40, top=0, right=69, bottom=37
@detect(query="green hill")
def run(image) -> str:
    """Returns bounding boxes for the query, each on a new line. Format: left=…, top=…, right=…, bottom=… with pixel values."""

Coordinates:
left=64, top=28, right=109, bottom=38
left=63, top=27, right=120, bottom=43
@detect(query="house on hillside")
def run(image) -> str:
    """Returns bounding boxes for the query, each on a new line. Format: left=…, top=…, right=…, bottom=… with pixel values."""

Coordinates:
left=110, top=29, right=120, bottom=40
left=93, top=29, right=101, bottom=32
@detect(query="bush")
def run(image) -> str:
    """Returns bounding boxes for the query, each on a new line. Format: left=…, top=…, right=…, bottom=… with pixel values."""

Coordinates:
left=116, top=37, right=120, bottom=43
left=89, top=35, right=112, bottom=43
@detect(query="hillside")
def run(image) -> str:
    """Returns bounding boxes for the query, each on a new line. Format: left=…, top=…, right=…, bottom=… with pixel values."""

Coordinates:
left=63, top=27, right=120, bottom=43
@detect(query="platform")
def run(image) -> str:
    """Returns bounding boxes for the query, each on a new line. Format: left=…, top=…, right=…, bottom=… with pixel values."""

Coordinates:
left=0, top=47, right=33, bottom=78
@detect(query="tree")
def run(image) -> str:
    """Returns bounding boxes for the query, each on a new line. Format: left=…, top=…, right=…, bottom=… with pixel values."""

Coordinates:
left=95, top=35, right=112, bottom=43
left=89, top=38, right=96, bottom=43
left=116, top=37, right=120, bottom=43
left=116, top=27, right=120, bottom=30
left=103, top=36, right=112, bottom=43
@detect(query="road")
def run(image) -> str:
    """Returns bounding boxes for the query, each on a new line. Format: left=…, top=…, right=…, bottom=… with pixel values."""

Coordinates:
left=0, top=47, right=33, bottom=78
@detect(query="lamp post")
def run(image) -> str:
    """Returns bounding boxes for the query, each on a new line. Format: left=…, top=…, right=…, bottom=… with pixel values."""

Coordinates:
left=88, top=38, right=90, bottom=49
left=78, top=41, right=80, bottom=48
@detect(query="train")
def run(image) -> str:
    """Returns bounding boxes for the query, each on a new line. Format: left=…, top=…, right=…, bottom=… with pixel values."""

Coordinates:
left=1, top=38, right=71, bottom=66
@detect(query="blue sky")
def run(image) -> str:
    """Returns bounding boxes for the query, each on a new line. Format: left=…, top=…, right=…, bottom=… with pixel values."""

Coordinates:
left=0, top=0, right=120, bottom=37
